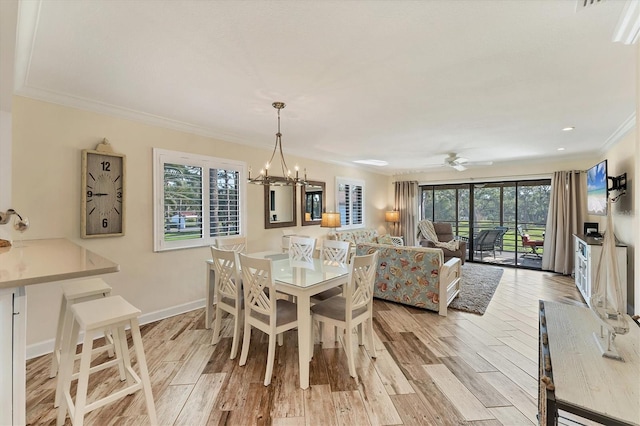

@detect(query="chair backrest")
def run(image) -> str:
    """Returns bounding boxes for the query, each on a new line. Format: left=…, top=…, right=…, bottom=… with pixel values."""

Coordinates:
left=475, top=229, right=503, bottom=248
left=516, top=225, right=531, bottom=243
left=239, top=254, right=275, bottom=319
left=320, top=239, right=350, bottom=264
left=346, top=252, right=379, bottom=314
left=494, top=226, right=508, bottom=246
left=289, top=236, right=316, bottom=262
left=215, top=236, right=247, bottom=253
left=211, top=247, right=241, bottom=302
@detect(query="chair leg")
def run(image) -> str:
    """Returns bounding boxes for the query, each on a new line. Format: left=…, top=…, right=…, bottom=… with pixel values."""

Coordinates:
left=211, top=307, right=222, bottom=346
left=367, top=318, right=376, bottom=359
left=264, top=334, right=277, bottom=386
left=50, top=295, right=67, bottom=378
left=344, top=326, right=356, bottom=378
left=239, top=321, right=251, bottom=366
left=277, top=332, right=284, bottom=346
left=230, top=311, right=242, bottom=360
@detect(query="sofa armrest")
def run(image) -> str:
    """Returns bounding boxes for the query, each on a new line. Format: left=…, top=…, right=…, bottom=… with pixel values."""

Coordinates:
left=419, top=238, right=437, bottom=248
left=438, top=257, right=462, bottom=316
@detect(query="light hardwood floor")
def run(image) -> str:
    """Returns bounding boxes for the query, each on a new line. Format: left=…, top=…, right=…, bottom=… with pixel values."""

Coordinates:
left=26, top=267, right=595, bottom=425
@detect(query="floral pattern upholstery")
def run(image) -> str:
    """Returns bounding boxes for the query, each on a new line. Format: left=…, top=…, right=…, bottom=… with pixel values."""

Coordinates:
left=356, top=242, right=445, bottom=313
left=333, top=229, right=379, bottom=245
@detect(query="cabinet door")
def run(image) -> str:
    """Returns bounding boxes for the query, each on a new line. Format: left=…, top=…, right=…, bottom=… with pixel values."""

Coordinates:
left=0, top=289, right=14, bottom=425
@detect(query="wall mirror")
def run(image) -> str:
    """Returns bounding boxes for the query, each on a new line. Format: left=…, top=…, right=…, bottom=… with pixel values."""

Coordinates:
left=301, top=180, right=325, bottom=226
left=264, top=180, right=296, bottom=229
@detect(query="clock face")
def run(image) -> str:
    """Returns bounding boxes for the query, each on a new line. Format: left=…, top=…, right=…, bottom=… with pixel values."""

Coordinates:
left=82, top=151, right=125, bottom=237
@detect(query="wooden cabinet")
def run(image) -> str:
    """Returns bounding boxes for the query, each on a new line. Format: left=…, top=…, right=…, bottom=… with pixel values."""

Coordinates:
left=574, top=234, right=627, bottom=310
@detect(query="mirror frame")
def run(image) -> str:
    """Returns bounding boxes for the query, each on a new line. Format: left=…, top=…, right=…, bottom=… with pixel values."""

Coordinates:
left=264, top=180, right=297, bottom=229
left=301, top=180, right=326, bottom=226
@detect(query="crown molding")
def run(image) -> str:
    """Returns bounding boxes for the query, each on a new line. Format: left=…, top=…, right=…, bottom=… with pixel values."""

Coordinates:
left=613, top=0, right=640, bottom=44
left=602, top=112, right=636, bottom=152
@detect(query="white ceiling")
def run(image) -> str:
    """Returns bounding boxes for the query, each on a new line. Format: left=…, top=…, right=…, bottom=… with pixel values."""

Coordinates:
left=12, top=0, right=637, bottom=175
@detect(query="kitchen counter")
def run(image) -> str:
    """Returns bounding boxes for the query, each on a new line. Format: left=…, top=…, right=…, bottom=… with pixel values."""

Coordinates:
left=0, top=238, right=119, bottom=288
left=0, top=238, right=119, bottom=425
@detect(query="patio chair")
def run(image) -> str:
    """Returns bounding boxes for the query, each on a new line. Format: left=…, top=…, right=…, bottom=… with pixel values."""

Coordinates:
left=493, top=226, right=509, bottom=254
left=517, top=225, right=544, bottom=258
left=473, top=228, right=504, bottom=260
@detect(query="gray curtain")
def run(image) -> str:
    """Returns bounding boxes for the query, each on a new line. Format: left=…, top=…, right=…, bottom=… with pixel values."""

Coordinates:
left=394, top=181, right=418, bottom=246
left=542, top=171, right=585, bottom=274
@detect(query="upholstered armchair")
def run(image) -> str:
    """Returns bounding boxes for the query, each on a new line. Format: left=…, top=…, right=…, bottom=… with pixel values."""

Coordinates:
left=417, top=222, right=466, bottom=264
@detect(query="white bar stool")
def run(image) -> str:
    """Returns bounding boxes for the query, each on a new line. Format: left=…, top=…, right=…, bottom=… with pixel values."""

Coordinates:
left=50, top=278, right=114, bottom=380
left=56, top=295, right=157, bottom=426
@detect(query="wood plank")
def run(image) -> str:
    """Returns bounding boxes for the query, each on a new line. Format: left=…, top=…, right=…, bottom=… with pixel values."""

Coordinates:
left=355, top=356, right=403, bottom=425
left=489, top=406, right=535, bottom=425
left=303, top=384, right=338, bottom=426
left=174, top=373, right=226, bottom=426
left=389, top=392, right=446, bottom=426
left=422, top=364, right=495, bottom=421
left=476, top=347, right=538, bottom=398
left=170, top=343, right=216, bottom=385
left=331, top=391, right=371, bottom=426
left=370, top=349, right=414, bottom=395
left=481, top=371, right=537, bottom=424
left=439, top=356, right=510, bottom=408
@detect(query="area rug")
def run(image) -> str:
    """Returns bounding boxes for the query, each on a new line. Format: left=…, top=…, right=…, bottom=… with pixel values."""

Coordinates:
left=449, top=262, right=504, bottom=315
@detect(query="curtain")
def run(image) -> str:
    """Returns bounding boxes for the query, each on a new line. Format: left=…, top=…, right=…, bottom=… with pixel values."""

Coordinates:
left=394, top=181, right=418, bottom=246
left=542, top=171, right=585, bottom=274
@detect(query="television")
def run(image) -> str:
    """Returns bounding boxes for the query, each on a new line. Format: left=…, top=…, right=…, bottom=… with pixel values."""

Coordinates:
left=586, top=159, right=608, bottom=216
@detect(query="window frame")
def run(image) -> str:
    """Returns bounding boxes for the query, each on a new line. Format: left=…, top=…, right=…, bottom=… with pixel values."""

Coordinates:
left=153, top=148, right=247, bottom=252
left=335, top=177, right=365, bottom=230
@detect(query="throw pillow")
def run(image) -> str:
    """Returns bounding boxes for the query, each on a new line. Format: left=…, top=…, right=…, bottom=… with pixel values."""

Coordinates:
left=377, top=234, right=394, bottom=245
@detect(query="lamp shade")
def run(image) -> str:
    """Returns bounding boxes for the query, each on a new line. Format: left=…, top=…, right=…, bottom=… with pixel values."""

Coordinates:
left=385, top=210, right=400, bottom=223
left=321, top=212, right=341, bottom=228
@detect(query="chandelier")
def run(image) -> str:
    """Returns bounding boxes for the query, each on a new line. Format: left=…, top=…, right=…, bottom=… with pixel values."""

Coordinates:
left=247, top=102, right=307, bottom=186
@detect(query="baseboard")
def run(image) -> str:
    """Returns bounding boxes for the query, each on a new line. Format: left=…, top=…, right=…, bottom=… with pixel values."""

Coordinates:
left=26, top=298, right=206, bottom=360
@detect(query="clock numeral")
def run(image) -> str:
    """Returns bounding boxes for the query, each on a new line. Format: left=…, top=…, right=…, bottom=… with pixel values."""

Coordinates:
left=87, top=190, right=93, bottom=198
left=117, top=191, right=122, bottom=199
left=101, top=161, right=111, bottom=172
left=102, top=218, right=108, bottom=228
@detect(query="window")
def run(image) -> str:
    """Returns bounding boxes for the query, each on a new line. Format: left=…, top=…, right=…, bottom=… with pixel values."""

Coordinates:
left=336, top=177, right=364, bottom=229
left=153, top=149, right=246, bottom=251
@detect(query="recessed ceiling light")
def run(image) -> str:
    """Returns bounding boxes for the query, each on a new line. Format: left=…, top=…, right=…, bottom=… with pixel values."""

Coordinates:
left=353, top=159, right=388, bottom=166
left=562, top=126, right=575, bottom=131
left=557, top=147, right=565, bottom=151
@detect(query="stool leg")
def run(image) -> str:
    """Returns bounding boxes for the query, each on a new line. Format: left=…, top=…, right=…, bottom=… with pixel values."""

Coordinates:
left=50, top=294, right=68, bottom=378
left=115, top=325, right=135, bottom=387
left=71, top=330, right=95, bottom=426
left=56, top=316, right=80, bottom=423
left=129, top=317, right=157, bottom=424
left=111, top=326, right=127, bottom=382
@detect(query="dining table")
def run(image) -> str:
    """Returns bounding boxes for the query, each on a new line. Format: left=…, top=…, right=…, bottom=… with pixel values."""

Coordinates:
left=206, top=252, right=349, bottom=389
left=0, top=238, right=120, bottom=425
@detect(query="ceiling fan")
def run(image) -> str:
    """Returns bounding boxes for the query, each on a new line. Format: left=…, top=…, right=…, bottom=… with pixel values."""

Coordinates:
left=443, top=153, right=493, bottom=171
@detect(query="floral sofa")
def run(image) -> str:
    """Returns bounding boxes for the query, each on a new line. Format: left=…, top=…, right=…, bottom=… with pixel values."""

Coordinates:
left=332, top=228, right=403, bottom=246
left=356, top=243, right=461, bottom=316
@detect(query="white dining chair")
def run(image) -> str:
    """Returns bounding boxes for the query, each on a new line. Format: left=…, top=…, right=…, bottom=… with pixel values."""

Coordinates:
left=288, top=236, right=316, bottom=262
left=215, top=236, right=247, bottom=253
left=210, top=247, right=243, bottom=359
left=311, top=252, right=379, bottom=378
left=206, top=236, right=247, bottom=329
left=311, top=239, right=351, bottom=303
left=238, top=254, right=299, bottom=386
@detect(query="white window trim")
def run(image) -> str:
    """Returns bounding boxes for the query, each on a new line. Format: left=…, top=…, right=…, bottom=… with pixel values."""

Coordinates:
left=153, top=148, right=247, bottom=252
left=335, top=176, right=365, bottom=230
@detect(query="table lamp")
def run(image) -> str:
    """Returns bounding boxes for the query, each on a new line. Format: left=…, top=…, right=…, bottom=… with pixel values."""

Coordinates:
left=321, top=212, right=341, bottom=237
left=385, top=210, right=400, bottom=236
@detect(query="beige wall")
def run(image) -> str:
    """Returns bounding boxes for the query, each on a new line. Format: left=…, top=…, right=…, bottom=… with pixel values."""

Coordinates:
left=11, top=96, right=390, bottom=351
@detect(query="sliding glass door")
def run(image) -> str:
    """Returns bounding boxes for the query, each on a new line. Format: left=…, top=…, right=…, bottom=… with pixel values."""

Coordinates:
left=420, top=179, right=551, bottom=269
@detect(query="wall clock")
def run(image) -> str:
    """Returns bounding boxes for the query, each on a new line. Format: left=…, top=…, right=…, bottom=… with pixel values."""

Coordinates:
left=81, top=139, right=126, bottom=238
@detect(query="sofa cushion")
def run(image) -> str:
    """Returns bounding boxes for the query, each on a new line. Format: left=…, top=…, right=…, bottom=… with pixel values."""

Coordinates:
left=334, top=228, right=378, bottom=245
left=376, top=234, right=394, bottom=245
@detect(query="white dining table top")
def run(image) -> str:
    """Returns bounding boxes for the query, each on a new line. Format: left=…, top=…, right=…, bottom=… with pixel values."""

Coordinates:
left=0, top=238, right=120, bottom=288
left=271, top=258, right=349, bottom=288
